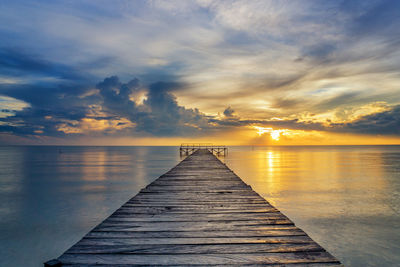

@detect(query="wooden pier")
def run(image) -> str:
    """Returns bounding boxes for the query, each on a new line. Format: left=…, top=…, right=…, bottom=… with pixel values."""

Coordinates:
left=180, top=143, right=227, bottom=156
left=45, top=149, right=341, bottom=266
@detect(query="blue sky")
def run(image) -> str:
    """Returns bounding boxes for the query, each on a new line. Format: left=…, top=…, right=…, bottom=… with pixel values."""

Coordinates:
left=0, top=0, right=399, bottom=145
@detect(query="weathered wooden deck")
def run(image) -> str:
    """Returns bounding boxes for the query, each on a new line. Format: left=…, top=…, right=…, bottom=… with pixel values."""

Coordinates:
left=46, top=149, right=341, bottom=266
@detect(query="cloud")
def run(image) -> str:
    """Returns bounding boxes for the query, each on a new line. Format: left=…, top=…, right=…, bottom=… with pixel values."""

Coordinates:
left=0, top=75, right=212, bottom=137
left=2, top=72, right=400, bottom=140
left=95, top=76, right=211, bottom=136
left=313, top=92, right=361, bottom=112
left=0, top=48, right=85, bottom=81
left=97, top=75, right=140, bottom=119
left=138, top=81, right=208, bottom=135
left=210, top=117, right=326, bottom=132
left=0, top=82, right=95, bottom=136
left=333, top=105, right=400, bottom=135
left=1, top=1, right=400, bottom=143
left=2, top=73, right=400, bottom=140
left=211, top=103, right=400, bottom=136
left=300, top=43, right=337, bottom=63
left=223, top=106, right=235, bottom=117
left=0, top=74, right=189, bottom=137
left=346, top=0, right=400, bottom=39
left=271, top=97, right=303, bottom=110
left=0, top=95, right=30, bottom=118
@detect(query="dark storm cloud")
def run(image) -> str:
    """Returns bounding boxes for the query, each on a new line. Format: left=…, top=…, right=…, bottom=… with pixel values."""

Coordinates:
left=0, top=82, right=96, bottom=136
left=96, top=76, right=211, bottom=136
left=0, top=48, right=85, bottom=80
left=211, top=103, right=400, bottom=136
left=3, top=71, right=400, bottom=139
left=223, top=107, right=235, bottom=117
left=0, top=47, right=101, bottom=137
left=1, top=83, right=93, bottom=111
left=97, top=76, right=140, bottom=119
left=140, top=83, right=208, bottom=136
left=0, top=74, right=212, bottom=138
left=2, top=73, right=400, bottom=138
left=333, top=105, right=400, bottom=135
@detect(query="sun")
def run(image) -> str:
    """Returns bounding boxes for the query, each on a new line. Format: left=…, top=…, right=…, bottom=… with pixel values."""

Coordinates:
left=270, top=130, right=281, bottom=141
left=255, top=126, right=288, bottom=141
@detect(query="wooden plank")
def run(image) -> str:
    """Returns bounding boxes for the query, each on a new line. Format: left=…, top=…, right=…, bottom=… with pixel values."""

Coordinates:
left=123, top=200, right=272, bottom=205
left=47, top=149, right=341, bottom=266
left=66, top=243, right=324, bottom=254
left=81, top=229, right=306, bottom=238
left=133, top=192, right=262, bottom=197
left=117, top=205, right=277, bottom=211
left=121, top=203, right=275, bottom=208
left=58, top=252, right=340, bottom=265
left=81, top=235, right=316, bottom=244
left=143, top=186, right=251, bottom=191
left=92, top=222, right=295, bottom=232
left=131, top=196, right=267, bottom=202
left=112, top=209, right=280, bottom=215
left=104, top=213, right=287, bottom=222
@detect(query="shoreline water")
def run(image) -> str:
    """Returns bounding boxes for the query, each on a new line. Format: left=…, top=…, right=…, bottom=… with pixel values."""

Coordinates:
left=0, top=145, right=399, bottom=266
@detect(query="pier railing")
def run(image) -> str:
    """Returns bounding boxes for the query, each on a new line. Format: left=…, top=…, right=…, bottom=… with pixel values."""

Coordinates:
left=180, top=143, right=227, bottom=156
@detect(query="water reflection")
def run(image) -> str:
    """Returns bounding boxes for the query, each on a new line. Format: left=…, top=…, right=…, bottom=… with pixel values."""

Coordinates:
left=81, top=150, right=106, bottom=181
left=222, top=146, right=400, bottom=267
left=1, top=145, right=399, bottom=267
left=0, top=146, right=180, bottom=267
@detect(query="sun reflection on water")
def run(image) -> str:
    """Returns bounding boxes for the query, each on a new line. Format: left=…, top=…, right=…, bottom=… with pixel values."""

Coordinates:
left=223, top=146, right=389, bottom=218
left=221, top=146, right=398, bottom=265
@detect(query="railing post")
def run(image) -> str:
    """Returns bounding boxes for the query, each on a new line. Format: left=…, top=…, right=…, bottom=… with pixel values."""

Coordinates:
left=180, top=143, right=227, bottom=156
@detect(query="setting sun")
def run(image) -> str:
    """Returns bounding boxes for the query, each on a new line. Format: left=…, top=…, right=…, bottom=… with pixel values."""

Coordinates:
left=255, top=127, right=290, bottom=141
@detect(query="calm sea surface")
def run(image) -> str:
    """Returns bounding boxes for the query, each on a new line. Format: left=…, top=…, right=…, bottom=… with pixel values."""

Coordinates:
left=0, top=146, right=399, bottom=266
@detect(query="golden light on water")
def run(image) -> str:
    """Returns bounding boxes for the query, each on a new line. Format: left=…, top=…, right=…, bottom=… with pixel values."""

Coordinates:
left=225, top=146, right=388, bottom=217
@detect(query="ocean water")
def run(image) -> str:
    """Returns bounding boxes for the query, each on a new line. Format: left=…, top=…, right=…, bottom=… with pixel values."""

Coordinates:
left=222, top=146, right=400, bottom=267
left=0, top=146, right=399, bottom=266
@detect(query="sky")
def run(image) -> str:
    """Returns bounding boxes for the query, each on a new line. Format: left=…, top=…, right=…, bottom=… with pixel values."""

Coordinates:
left=0, top=0, right=400, bottom=145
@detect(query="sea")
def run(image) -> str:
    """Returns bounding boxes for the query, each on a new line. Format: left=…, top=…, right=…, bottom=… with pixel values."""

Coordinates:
left=0, top=145, right=399, bottom=266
